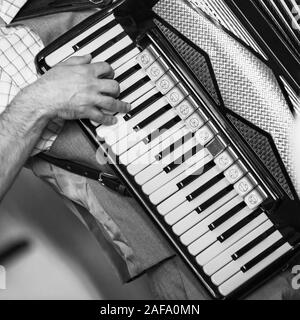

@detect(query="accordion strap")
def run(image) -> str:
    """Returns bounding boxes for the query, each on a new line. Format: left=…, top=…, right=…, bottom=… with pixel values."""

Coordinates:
left=37, top=153, right=131, bottom=197
left=13, top=0, right=113, bottom=22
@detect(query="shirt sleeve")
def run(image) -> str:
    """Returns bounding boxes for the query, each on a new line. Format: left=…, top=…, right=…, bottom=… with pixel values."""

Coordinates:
left=0, top=4, right=63, bottom=155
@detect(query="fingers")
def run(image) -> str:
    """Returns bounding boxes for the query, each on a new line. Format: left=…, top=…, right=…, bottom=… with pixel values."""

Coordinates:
left=83, top=107, right=118, bottom=126
left=59, top=54, right=92, bottom=66
left=95, top=79, right=120, bottom=98
left=90, top=62, right=115, bottom=79
left=95, top=95, right=131, bottom=113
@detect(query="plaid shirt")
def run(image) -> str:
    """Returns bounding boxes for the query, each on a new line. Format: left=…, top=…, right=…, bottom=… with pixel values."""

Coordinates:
left=0, top=0, right=62, bottom=154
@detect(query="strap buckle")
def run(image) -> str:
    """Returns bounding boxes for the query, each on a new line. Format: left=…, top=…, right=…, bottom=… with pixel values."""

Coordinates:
left=99, top=172, right=131, bottom=197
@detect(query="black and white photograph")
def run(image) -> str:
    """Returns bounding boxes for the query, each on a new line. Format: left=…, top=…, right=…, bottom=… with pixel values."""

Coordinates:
left=0, top=0, right=300, bottom=305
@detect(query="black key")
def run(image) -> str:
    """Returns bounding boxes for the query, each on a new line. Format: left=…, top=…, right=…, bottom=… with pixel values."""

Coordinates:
left=178, top=160, right=215, bottom=190
left=217, top=209, right=262, bottom=243
left=156, top=133, right=193, bottom=161
left=164, top=144, right=202, bottom=174
left=106, top=43, right=136, bottom=65
left=119, top=76, right=150, bottom=100
left=187, top=172, right=224, bottom=201
left=133, top=104, right=172, bottom=131
left=115, top=64, right=141, bottom=83
left=196, top=185, right=234, bottom=213
left=74, top=20, right=118, bottom=51
left=232, top=226, right=277, bottom=260
left=91, top=32, right=127, bottom=58
left=124, top=92, right=162, bottom=121
left=209, top=202, right=246, bottom=231
left=144, top=116, right=181, bottom=144
left=241, top=238, right=286, bottom=273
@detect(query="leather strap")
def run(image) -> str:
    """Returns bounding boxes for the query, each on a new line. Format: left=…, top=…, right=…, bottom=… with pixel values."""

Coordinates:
left=37, top=153, right=132, bottom=197
left=13, top=0, right=113, bottom=22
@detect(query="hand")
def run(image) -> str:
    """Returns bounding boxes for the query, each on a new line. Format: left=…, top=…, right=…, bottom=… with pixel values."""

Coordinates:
left=18, top=54, right=130, bottom=125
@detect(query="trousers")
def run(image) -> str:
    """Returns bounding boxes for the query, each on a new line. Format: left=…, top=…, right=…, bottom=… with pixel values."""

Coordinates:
left=14, top=8, right=300, bottom=300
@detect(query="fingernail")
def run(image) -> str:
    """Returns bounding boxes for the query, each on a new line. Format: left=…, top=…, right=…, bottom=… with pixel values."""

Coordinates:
left=126, top=103, right=132, bottom=112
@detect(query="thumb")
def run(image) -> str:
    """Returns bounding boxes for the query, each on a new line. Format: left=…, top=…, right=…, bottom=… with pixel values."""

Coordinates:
left=59, top=54, right=92, bottom=66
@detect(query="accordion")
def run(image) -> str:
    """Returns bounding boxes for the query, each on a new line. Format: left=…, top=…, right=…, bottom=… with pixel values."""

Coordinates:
left=36, top=0, right=300, bottom=299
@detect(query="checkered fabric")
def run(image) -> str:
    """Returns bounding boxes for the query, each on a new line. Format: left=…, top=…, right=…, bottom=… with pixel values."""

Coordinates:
left=0, top=0, right=63, bottom=154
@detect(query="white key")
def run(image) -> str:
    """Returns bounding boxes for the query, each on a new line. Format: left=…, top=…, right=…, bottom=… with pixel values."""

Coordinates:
left=203, top=220, right=274, bottom=277
left=158, top=166, right=222, bottom=216
left=145, top=151, right=210, bottom=198
left=120, top=122, right=184, bottom=166
left=121, top=81, right=155, bottom=104
left=92, top=35, right=133, bottom=63
left=71, top=24, right=124, bottom=57
left=114, top=57, right=139, bottom=79
left=164, top=178, right=231, bottom=223
left=211, top=230, right=282, bottom=286
left=179, top=190, right=237, bottom=245
left=195, top=213, right=269, bottom=266
left=119, top=69, right=146, bottom=93
left=98, top=87, right=158, bottom=143
left=115, top=108, right=178, bottom=156
left=135, top=135, right=200, bottom=186
left=218, top=243, right=291, bottom=297
left=174, top=195, right=242, bottom=237
left=127, top=126, right=190, bottom=176
left=45, top=14, right=115, bottom=66
left=188, top=206, right=253, bottom=256
left=112, top=97, right=169, bottom=156
left=110, top=47, right=141, bottom=70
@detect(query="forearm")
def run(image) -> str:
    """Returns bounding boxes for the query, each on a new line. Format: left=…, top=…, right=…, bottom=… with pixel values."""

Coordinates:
left=0, top=97, right=49, bottom=201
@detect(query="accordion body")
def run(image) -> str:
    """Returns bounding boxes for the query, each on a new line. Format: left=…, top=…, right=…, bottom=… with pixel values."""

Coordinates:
left=36, top=0, right=300, bottom=299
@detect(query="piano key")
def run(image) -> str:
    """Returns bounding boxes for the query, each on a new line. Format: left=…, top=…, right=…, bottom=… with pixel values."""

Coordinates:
left=177, top=160, right=215, bottom=190
left=92, top=36, right=134, bottom=66
left=174, top=96, right=198, bottom=120
left=124, top=92, right=162, bottom=121
left=45, top=14, right=115, bottom=66
left=195, top=211, right=267, bottom=266
left=97, top=86, right=157, bottom=141
left=203, top=220, right=274, bottom=277
left=114, top=109, right=178, bottom=156
left=149, top=116, right=182, bottom=143
left=135, top=135, right=201, bottom=186
left=159, top=168, right=224, bottom=216
left=233, top=174, right=257, bottom=197
left=218, top=243, right=292, bottom=297
left=147, top=151, right=210, bottom=204
left=114, top=57, right=140, bottom=80
left=133, top=104, right=172, bottom=131
left=212, top=231, right=284, bottom=286
left=71, top=24, right=124, bottom=57
left=179, top=190, right=237, bottom=245
left=163, top=177, right=231, bottom=221
left=110, top=47, right=141, bottom=70
left=185, top=111, right=207, bottom=133
left=186, top=172, right=224, bottom=201
left=119, top=121, right=185, bottom=166
left=187, top=205, right=254, bottom=256
left=127, top=126, right=190, bottom=176
left=74, top=19, right=118, bottom=51
left=119, top=69, right=147, bottom=93
left=174, top=194, right=242, bottom=238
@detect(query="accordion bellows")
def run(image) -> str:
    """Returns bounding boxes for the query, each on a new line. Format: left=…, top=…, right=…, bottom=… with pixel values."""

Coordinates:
left=154, top=0, right=298, bottom=198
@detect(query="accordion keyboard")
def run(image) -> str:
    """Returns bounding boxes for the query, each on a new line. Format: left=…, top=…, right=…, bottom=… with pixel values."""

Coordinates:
left=37, top=10, right=300, bottom=299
